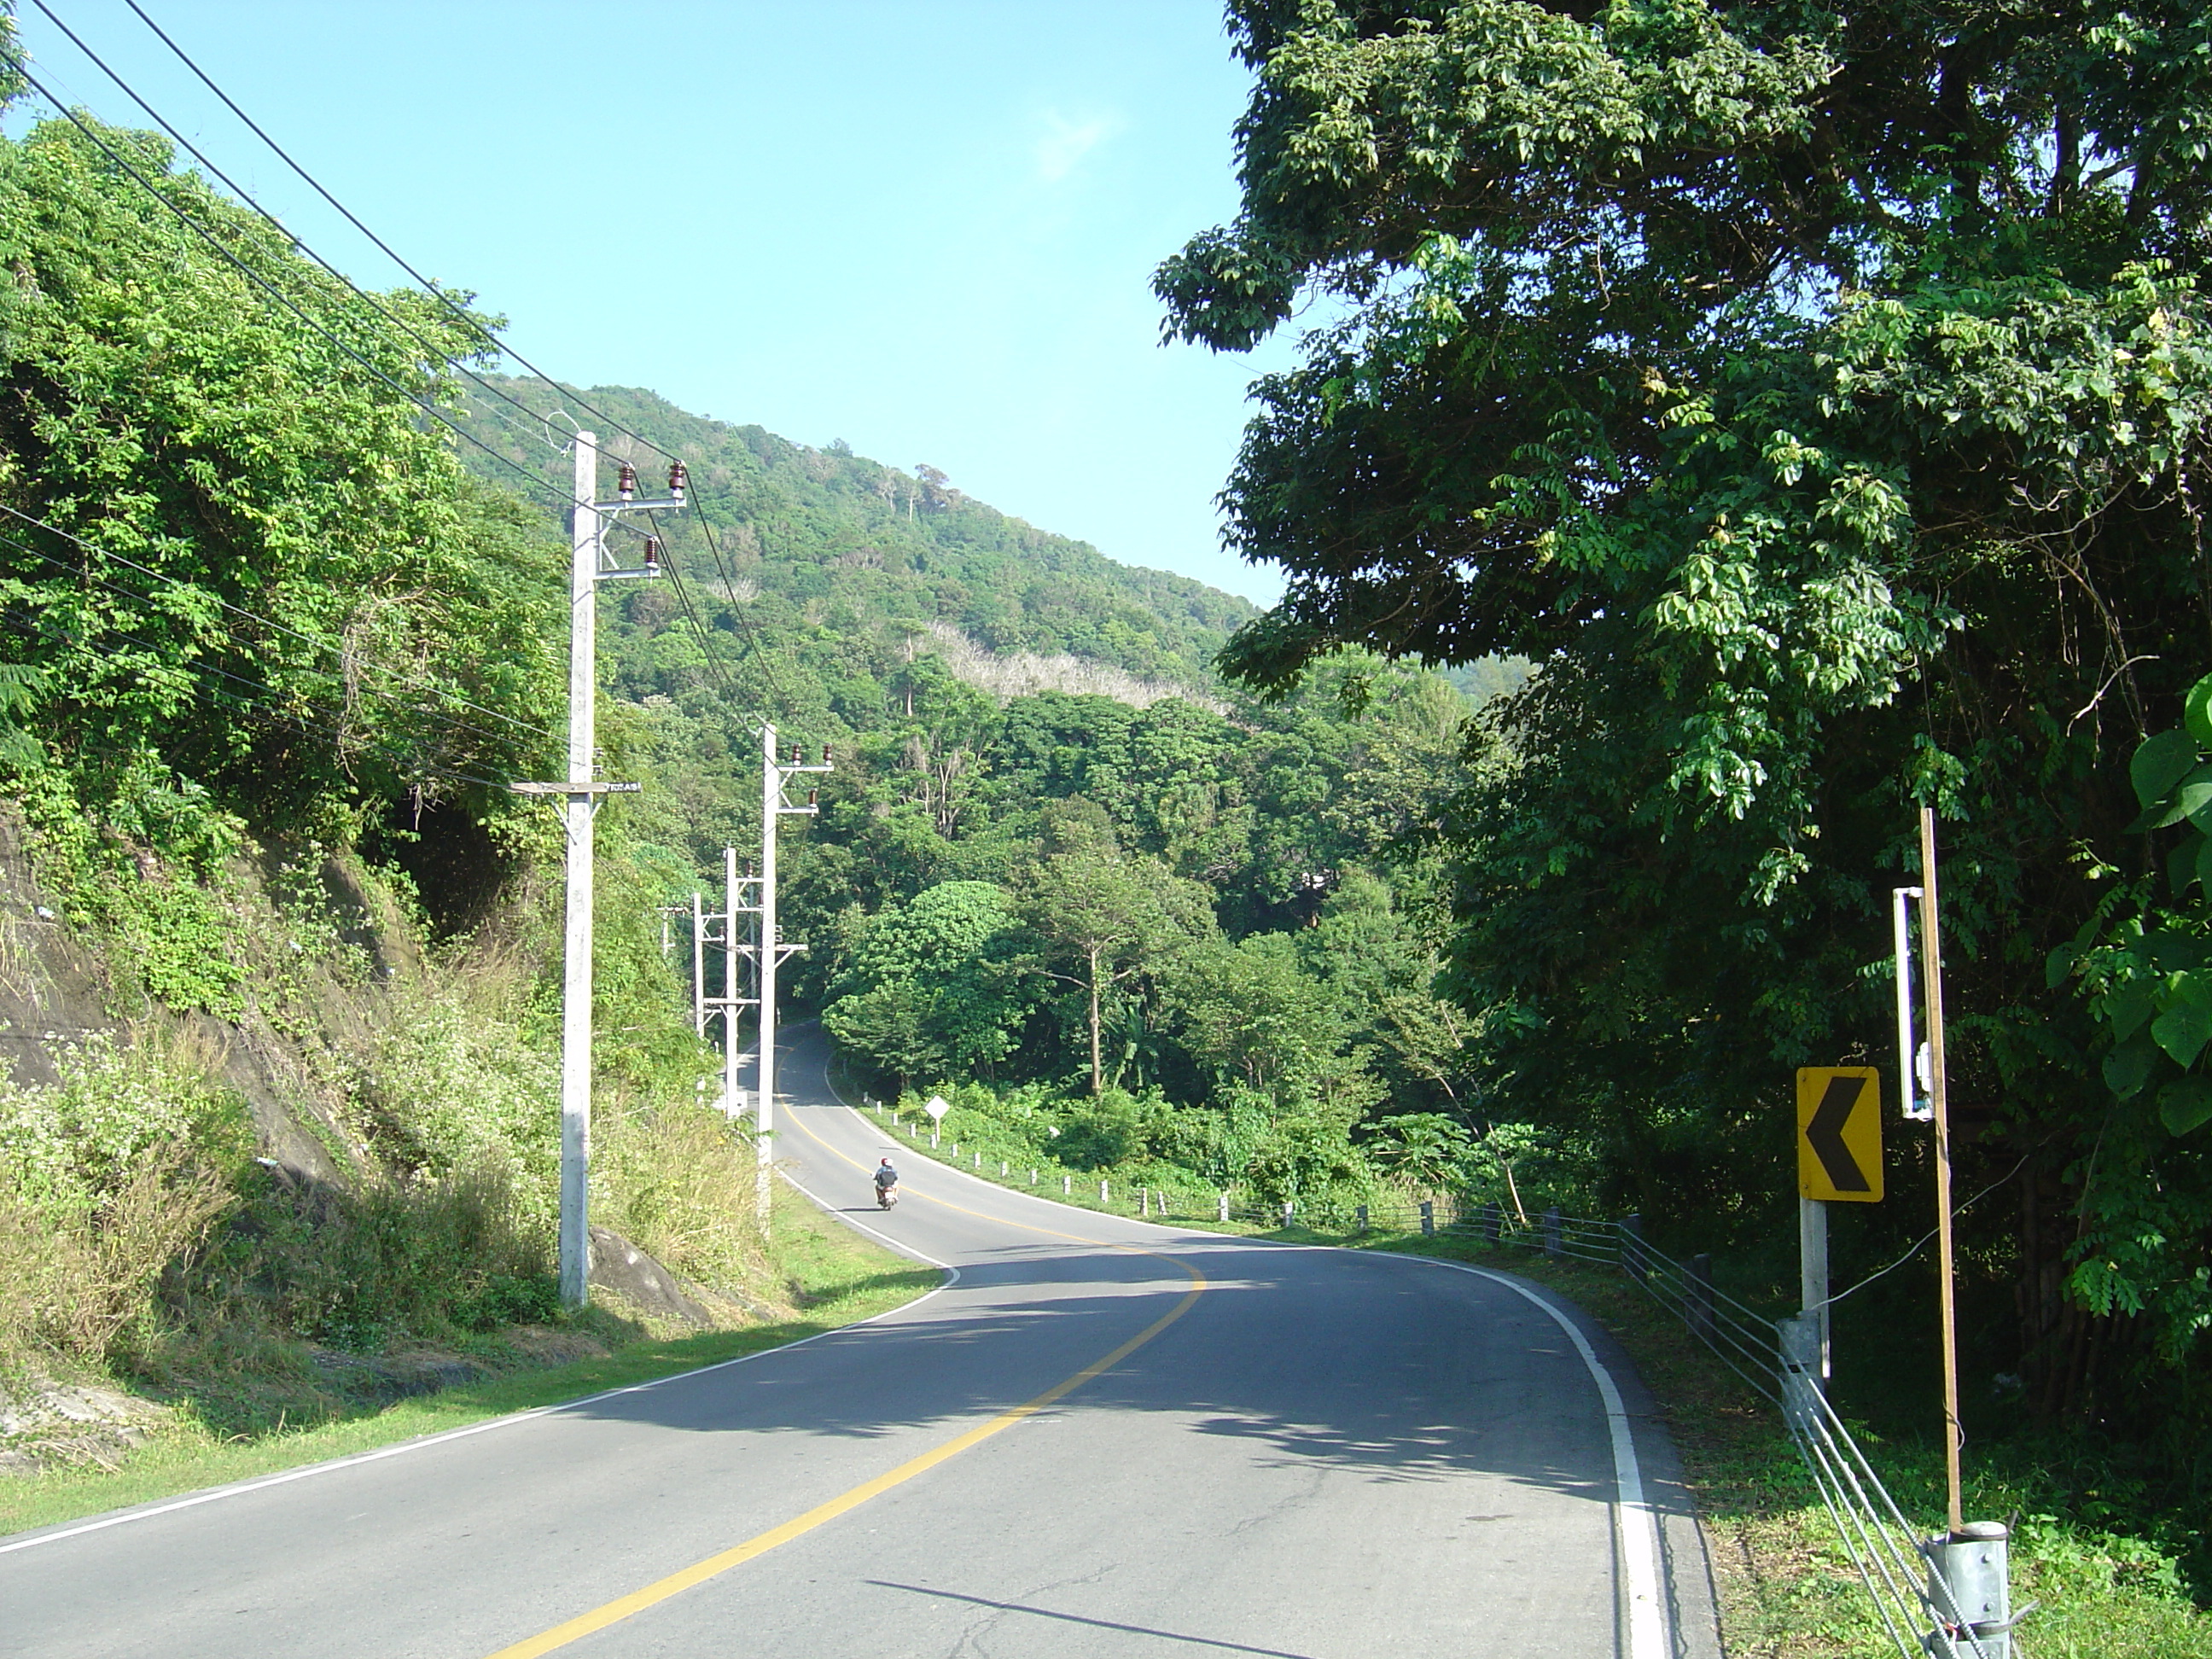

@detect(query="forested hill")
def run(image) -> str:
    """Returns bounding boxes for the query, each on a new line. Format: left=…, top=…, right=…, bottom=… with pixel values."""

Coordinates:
left=449, top=375, right=1255, bottom=704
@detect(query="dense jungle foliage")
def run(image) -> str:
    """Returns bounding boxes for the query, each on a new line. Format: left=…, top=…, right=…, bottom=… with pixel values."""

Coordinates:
left=1160, top=0, right=2212, bottom=1458
left=442, top=384, right=1493, bottom=1220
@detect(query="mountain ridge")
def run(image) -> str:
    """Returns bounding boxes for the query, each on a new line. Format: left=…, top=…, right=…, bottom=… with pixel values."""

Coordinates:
left=451, top=376, right=1258, bottom=700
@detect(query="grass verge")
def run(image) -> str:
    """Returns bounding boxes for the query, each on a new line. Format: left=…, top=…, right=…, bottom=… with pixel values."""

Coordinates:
left=0, top=1178, right=939, bottom=1540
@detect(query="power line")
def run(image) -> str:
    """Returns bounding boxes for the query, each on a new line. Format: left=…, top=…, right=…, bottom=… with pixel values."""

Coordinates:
left=30, top=0, right=574, bottom=466
left=102, top=2, right=790, bottom=712
left=0, top=528, right=538, bottom=782
left=0, top=49, right=612, bottom=533
left=642, top=506, right=740, bottom=701
left=117, top=0, right=696, bottom=480
left=0, top=521, right=537, bottom=756
left=0, top=502, right=548, bottom=748
left=0, top=605, right=514, bottom=795
left=7, top=26, right=767, bottom=715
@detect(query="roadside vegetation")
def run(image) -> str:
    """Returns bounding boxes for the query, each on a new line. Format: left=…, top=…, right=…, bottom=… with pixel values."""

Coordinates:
left=0, top=1179, right=935, bottom=1539
left=1371, top=1231, right=2212, bottom=1659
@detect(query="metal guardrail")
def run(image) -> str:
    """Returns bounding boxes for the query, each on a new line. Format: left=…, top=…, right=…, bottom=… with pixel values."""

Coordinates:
left=1481, top=1207, right=2011, bottom=1659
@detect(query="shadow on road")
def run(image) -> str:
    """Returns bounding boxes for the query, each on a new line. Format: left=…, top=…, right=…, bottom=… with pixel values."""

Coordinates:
left=866, top=1580, right=1324, bottom=1657
left=548, top=1243, right=1614, bottom=1507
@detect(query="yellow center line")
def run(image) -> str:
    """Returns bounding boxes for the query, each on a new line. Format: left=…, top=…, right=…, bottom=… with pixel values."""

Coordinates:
left=480, top=1107, right=1208, bottom=1659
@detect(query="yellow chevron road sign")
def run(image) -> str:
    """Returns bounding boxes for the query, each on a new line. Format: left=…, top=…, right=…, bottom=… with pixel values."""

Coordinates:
left=1796, top=1068, right=1883, bottom=1202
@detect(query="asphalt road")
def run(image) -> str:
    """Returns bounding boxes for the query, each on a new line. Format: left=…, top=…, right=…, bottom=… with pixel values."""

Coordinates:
left=2, top=1027, right=1720, bottom=1658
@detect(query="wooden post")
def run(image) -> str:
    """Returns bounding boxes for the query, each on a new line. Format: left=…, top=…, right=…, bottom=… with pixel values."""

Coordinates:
left=1919, top=806, right=1965, bottom=1537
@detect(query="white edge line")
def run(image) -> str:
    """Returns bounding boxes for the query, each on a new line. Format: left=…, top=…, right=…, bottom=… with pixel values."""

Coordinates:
left=0, top=1174, right=957, bottom=1560
left=1407, top=1256, right=1668, bottom=1659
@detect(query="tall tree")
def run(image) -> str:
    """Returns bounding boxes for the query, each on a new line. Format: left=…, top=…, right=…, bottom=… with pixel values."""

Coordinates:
left=1162, top=0, right=2212, bottom=1401
left=1017, top=820, right=1214, bottom=1095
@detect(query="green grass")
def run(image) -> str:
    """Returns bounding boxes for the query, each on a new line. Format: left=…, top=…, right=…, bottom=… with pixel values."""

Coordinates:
left=0, top=1180, right=940, bottom=1540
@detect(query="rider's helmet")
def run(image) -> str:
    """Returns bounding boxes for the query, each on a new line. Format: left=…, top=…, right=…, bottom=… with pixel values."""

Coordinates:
left=881, top=1158, right=893, bottom=1167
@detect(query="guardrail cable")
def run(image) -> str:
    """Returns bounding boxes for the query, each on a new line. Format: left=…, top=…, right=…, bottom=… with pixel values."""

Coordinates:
left=1475, top=1206, right=1990, bottom=1659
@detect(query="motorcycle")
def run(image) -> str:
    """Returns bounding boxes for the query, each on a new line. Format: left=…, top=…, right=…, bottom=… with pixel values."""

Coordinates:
left=876, top=1181, right=899, bottom=1209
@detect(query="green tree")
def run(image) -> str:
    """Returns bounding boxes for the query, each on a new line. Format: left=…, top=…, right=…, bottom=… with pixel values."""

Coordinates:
left=1017, top=823, right=1213, bottom=1096
left=2053, top=670, right=2212, bottom=1356
left=0, top=114, right=561, bottom=843
left=823, top=981, right=943, bottom=1094
left=1169, top=932, right=1344, bottom=1101
left=1368, top=1112, right=1472, bottom=1196
left=825, top=880, right=1027, bottom=1083
left=1164, top=0, right=2212, bottom=1406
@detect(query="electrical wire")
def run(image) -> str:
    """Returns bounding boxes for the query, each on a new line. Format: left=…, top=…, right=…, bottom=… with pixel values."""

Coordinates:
left=27, top=0, right=580, bottom=474
left=0, top=49, right=615, bottom=536
left=115, top=0, right=795, bottom=713
left=0, top=503, right=547, bottom=747
left=0, top=605, right=514, bottom=795
left=10, top=20, right=772, bottom=717
left=0, top=523, right=538, bottom=758
left=641, top=507, right=738, bottom=700
left=1814, top=1149, right=2040, bottom=1315
left=118, top=0, right=699, bottom=479
left=0, top=540, right=536, bottom=787
left=110, top=0, right=794, bottom=713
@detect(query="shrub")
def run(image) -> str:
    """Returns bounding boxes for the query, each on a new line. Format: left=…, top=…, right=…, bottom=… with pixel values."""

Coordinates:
left=0, top=1137, right=233, bottom=1368
left=354, top=994, right=559, bottom=1238
left=0, top=1030, right=248, bottom=1369
left=1243, top=1103, right=1377, bottom=1222
left=236, top=1160, right=553, bottom=1350
left=0, top=1029, right=251, bottom=1222
left=595, top=1101, right=765, bottom=1291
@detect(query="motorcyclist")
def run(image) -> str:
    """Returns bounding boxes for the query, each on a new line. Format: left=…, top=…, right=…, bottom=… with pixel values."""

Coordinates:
left=874, top=1159, right=899, bottom=1205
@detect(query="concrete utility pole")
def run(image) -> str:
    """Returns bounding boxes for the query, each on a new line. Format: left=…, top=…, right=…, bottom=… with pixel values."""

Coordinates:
left=690, top=890, right=707, bottom=1039
left=557, top=430, right=598, bottom=1309
left=720, top=847, right=754, bottom=1127
left=690, top=853, right=760, bottom=1120
left=753, top=725, right=830, bottom=1229
left=517, top=433, right=678, bottom=1309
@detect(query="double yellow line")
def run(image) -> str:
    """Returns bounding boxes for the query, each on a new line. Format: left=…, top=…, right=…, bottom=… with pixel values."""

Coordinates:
left=486, top=1111, right=1206, bottom=1658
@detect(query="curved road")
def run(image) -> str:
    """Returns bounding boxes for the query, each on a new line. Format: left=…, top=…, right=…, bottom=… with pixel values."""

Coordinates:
left=2, top=1027, right=1719, bottom=1658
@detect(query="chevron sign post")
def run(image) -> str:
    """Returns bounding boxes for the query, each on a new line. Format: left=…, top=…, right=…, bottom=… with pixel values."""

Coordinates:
left=1796, top=1068, right=1884, bottom=1202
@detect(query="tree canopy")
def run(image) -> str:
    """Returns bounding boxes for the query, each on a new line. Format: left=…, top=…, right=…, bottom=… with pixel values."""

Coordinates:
left=0, top=113, right=561, bottom=847
left=1162, top=0, right=2212, bottom=1412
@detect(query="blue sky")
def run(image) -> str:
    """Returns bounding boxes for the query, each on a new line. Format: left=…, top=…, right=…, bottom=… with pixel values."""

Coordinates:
left=6, top=1, right=1298, bottom=603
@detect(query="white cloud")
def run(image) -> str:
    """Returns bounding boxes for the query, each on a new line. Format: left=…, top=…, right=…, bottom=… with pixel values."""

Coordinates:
left=1033, top=109, right=1121, bottom=183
